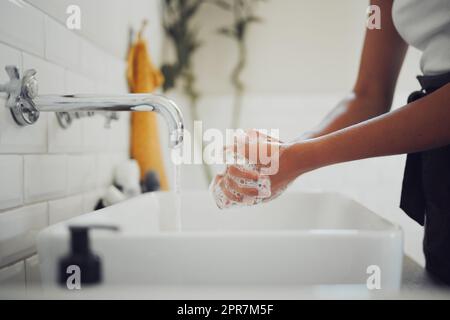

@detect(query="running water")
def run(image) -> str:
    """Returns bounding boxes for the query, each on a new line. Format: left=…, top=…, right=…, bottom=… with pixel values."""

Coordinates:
left=174, top=163, right=182, bottom=231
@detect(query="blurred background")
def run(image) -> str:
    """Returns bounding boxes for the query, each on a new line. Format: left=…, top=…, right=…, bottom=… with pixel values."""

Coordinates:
left=0, top=0, right=425, bottom=288
left=160, top=0, right=424, bottom=265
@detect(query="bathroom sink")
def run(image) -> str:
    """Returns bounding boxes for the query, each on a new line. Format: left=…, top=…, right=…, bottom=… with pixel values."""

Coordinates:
left=37, top=191, right=403, bottom=291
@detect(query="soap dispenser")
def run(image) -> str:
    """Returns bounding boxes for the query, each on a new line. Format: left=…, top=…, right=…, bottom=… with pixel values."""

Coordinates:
left=58, top=225, right=119, bottom=287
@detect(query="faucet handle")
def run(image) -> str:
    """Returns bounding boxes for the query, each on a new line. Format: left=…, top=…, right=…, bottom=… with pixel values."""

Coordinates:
left=1, top=66, right=21, bottom=97
left=22, top=69, right=38, bottom=100
left=0, top=66, right=40, bottom=126
left=5, top=65, right=20, bottom=82
left=1, top=66, right=36, bottom=97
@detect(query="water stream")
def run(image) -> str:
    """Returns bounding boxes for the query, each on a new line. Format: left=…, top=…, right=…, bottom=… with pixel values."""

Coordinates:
left=174, top=163, right=182, bottom=231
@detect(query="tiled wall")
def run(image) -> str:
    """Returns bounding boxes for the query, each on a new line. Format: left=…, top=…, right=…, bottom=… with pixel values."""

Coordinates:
left=0, top=0, right=162, bottom=291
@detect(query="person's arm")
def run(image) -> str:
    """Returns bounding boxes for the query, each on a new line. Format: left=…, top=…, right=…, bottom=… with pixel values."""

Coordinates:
left=292, top=84, right=450, bottom=175
left=301, top=0, right=408, bottom=139
left=218, top=84, right=450, bottom=204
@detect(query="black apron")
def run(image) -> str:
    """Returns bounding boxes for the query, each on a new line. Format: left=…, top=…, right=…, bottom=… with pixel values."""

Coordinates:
left=400, top=71, right=450, bottom=285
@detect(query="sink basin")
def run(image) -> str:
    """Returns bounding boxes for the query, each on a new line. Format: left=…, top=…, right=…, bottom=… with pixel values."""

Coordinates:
left=37, top=191, right=403, bottom=291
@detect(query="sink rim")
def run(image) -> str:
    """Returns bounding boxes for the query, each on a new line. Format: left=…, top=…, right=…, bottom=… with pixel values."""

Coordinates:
left=39, top=224, right=402, bottom=240
left=38, top=190, right=403, bottom=239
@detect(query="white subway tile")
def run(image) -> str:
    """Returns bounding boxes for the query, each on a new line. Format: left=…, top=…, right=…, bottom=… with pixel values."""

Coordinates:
left=83, top=189, right=104, bottom=213
left=0, top=261, right=26, bottom=292
left=75, top=0, right=103, bottom=43
left=0, top=43, right=22, bottom=83
left=47, top=71, right=96, bottom=153
left=80, top=40, right=107, bottom=81
left=0, top=48, right=47, bottom=154
left=95, top=82, right=110, bottom=95
left=67, top=155, right=96, bottom=194
left=89, top=0, right=126, bottom=59
left=83, top=116, right=109, bottom=152
left=0, top=96, right=48, bottom=153
left=0, top=203, right=48, bottom=268
left=95, top=154, right=115, bottom=188
left=25, top=255, right=41, bottom=288
left=107, top=152, right=129, bottom=185
left=105, top=56, right=127, bottom=93
left=107, top=112, right=130, bottom=153
left=48, top=113, right=83, bottom=153
left=0, top=1, right=45, bottom=56
left=48, top=194, right=84, bottom=224
left=23, top=52, right=65, bottom=94
left=26, top=0, right=69, bottom=24
left=24, top=155, right=67, bottom=203
left=0, top=155, right=23, bottom=210
left=65, top=70, right=95, bottom=94
left=111, top=152, right=129, bottom=169
left=13, top=53, right=68, bottom=154
left=45, top=16, right=81, bottom=71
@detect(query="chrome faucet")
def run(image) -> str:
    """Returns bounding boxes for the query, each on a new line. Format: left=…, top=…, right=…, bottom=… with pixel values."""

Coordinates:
left=0, top=66, right=184, bottom=148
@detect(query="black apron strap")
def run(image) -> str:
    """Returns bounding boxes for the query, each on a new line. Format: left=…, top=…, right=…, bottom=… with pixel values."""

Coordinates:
left=400, top=72, right=450, bottom=225
left=400, top=89, right=427, bottom=225
left=400, top=152, right=426, bottom=225
left=399, top=70, right=450, bottom=285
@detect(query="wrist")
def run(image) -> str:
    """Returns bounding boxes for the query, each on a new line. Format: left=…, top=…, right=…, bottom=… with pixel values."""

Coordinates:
left=285, top=139, right=321, bottom=178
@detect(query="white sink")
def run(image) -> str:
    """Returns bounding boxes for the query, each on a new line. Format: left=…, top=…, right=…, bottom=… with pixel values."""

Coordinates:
left=37, top=191, right=403, bottom=291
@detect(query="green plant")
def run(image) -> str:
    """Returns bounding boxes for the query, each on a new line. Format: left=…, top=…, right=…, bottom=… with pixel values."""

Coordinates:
left=161, top=0, right=202, bottom=96
left=161, top=0, right=213, bottom=183
left=215, top=0, right=266, bottom=129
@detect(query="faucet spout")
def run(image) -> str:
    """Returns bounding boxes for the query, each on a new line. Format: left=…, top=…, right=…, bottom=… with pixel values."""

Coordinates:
left=0, top=66, right=184, bottom=148
left=35, top=94, right=184, bottom=148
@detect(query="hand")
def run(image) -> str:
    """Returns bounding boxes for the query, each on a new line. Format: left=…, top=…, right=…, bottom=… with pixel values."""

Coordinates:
left=212, top=130, right=302, bottom=207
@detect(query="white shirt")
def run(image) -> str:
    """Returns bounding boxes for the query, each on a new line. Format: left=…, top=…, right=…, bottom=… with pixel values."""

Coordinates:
left=392, top=0, right=450, bottom=75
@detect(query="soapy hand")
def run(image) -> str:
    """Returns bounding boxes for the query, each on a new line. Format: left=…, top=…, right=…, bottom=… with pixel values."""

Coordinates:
left=211, top=130, right=298, bottom=209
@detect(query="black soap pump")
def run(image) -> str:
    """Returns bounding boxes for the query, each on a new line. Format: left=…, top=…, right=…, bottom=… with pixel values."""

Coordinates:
left=58, top=225, right=119, bottom=287
left=142, top=170, right=161, bottom=193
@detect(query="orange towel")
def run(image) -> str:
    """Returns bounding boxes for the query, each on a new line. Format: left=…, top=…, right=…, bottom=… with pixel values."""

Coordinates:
left=127, top=37, right=169, bottom=190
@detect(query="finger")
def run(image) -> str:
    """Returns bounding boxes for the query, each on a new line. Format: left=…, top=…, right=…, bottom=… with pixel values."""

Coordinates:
left=236, top=135, right=280, bottom=163
left=224, top=131, right=252, bottom=158
left=242, top=195, right=258, bottom=206
left=220, top=178, right=242, bottom=202
left=223, top=146, right=238, bottom=165
left=209, top=174, right=223, bottom=190
left=244, top=129, right=268, bottom=143
left=223, top=142, right=248, bottom=160
left=243, top=129, right=280, bottom=145
left=224, top=175, right=259, bottom=197
left=228, top=166, right=259, bottom=182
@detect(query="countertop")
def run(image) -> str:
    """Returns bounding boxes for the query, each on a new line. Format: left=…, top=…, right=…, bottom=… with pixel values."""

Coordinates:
left=2, top=256, right=449, bottom=300
left=399, top=256, right=450, bottom=299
